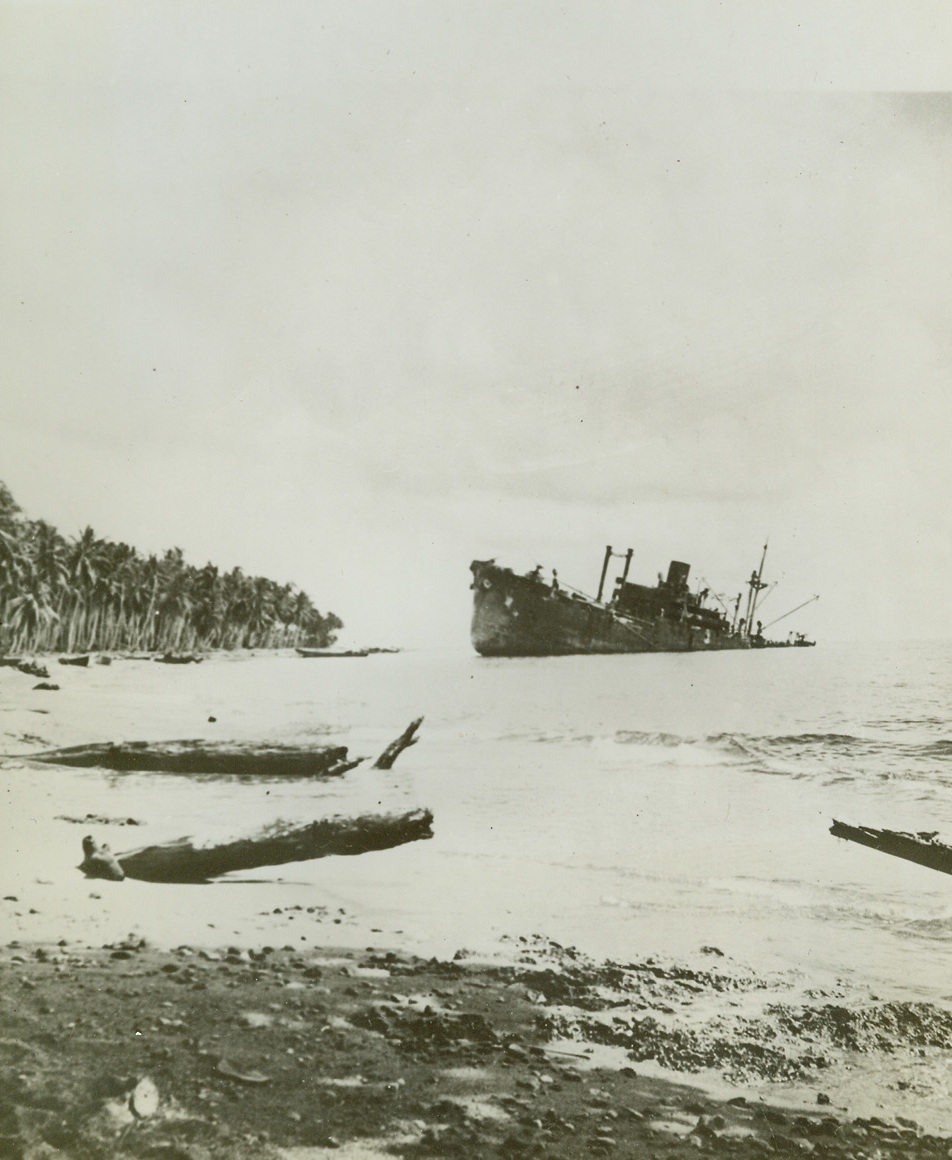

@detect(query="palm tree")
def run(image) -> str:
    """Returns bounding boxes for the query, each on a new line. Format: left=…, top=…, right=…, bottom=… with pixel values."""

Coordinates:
left=0, top=481, right=345, bottom=653
left=191, top=563, right=225, bottom=646
left=0, top=529, right=27, bottom=652
left=65, top=526, right=105, bottom=650
left=101, top=542, right=141, bottom=649
left=0, top=528, right=24, bottom=593
left=243, top=576, right=276, bottom=647
left=6, top=566, right=58, bottom=654
left=155, top=550, right=193, bottom=651
left=27, top=521, right=69, bottom=644
left=0, top=482, right=22, bottom=534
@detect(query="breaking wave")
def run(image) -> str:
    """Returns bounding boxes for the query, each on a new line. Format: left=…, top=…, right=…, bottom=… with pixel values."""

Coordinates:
left=543, top=727, right=952, bottom=796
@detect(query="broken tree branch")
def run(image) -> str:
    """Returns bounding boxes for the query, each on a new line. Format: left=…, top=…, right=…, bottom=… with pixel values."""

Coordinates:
left=374, top=717, right=423, bottom=770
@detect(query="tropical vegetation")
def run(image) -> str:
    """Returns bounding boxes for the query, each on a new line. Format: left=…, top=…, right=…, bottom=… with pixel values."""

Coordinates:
left=0, top=482, right=342, bottom=655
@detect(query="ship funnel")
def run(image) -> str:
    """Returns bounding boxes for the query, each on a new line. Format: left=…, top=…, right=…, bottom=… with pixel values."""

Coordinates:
left=666, top=560, right=690, bottom=589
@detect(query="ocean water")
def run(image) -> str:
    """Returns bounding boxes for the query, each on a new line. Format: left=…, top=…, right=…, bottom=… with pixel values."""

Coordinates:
left=3, top=640, right=952, bottom=1006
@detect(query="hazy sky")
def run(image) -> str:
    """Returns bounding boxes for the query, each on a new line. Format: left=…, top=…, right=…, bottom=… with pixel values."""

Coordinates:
left=3, top=2, right=952, bottom=645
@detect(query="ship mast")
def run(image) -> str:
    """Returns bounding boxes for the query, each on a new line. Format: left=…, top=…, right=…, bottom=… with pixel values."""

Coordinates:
left=744, top=541, right=769, bottom=637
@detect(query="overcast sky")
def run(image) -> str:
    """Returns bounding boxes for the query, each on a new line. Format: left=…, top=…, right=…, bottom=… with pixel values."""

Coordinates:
left=3, top=2, right=952, bottom=646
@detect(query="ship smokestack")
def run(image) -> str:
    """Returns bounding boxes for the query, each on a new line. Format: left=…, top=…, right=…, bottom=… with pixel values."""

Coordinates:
left=666, top=561, right=691, bottom=590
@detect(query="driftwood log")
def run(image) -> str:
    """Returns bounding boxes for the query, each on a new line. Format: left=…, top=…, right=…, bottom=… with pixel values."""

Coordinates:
left=33, top=740, right=362, bottom=778
left=374, top=716, right=423, bottom=769
left=830, top=819, right=952, bottom=876
left=34, top=718, right=423, bottom=777
left=80, top=808, right=434, bottom=883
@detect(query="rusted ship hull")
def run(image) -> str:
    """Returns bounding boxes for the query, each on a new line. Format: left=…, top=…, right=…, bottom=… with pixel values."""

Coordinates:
left=470, top=560, right=752, bottom=657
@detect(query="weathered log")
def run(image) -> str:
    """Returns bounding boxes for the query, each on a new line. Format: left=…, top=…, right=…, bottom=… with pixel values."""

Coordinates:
left=374, top=716, right=423, bottom=769
left=830, top=819, right=952, bottom=876
left=79, top=836, right=125, bottom=881
left=33, top=719, right=424, bottom=777
left=84, top=809, right=434, bottom=883
left=32, top=740, right=362, bottom=778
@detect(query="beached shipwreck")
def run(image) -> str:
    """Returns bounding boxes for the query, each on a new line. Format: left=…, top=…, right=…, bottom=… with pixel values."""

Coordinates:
left=470, top=542, right=817, bottom=656
left=59, top=719, right=429, bottom=883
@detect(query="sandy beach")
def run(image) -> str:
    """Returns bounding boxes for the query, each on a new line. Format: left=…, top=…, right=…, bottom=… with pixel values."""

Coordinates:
left=3, top=653, right=952, bottom=1158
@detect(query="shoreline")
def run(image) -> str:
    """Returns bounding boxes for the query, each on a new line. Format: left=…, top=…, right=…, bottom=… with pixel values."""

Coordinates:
left=4, top=935, right=949, bottom=1160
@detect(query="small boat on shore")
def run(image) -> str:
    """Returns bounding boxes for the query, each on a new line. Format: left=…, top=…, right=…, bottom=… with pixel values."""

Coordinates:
left=296, top=648, right=369, bottom=658
left=154, top=653, right=204, bottom=664
left=830, top=820, right=952, bottom=876
left=58, top=654, right=90, bottom=667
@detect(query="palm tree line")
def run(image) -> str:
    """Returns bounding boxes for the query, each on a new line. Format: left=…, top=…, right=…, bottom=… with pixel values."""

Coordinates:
left=0, top=482, right=342, bottom=655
